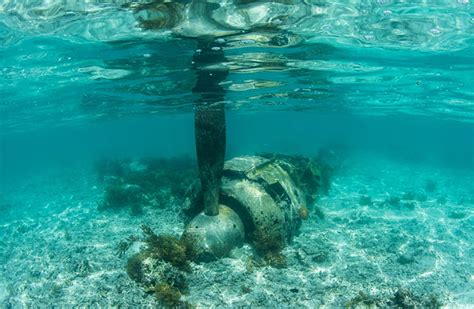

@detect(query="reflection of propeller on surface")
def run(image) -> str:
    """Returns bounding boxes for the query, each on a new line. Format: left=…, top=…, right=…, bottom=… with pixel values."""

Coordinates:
left=130, top=0, right=306, bottom=45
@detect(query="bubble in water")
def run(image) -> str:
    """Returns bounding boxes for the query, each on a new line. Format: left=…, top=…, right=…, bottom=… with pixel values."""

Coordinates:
left=430, top=28, right=442, bottom=36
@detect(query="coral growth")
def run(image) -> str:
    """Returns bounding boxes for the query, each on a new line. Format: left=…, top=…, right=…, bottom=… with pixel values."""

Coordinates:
left=154, top=282, right=184, bottom=308
left=126, top=250, right=150, bottom=283
left=126, top=225, right=195, bottom=308
left=116, top=235, right=139, bottom=258
left=98, top=183, right=144, bottom=214
left=95, top=157, right=197, bottom=215
left=141, top=225, right=193, bottom=272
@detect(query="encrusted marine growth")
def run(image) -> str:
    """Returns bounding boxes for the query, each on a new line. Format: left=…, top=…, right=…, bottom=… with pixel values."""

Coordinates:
left=260, top=153, right=328, bottom=204
left=184, top=154, right=330, bottom=265
left=126, top=225, right=194, bottom=308
left=252, top=229, right=287, bottom=268
left=126, top=250, right=150, bottom=283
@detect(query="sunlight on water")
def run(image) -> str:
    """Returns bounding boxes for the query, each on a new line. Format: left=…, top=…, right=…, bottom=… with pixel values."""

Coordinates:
left=1, top=1, right=473, bottom=134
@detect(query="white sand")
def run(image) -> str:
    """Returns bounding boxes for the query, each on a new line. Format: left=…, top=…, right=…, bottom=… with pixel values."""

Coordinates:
left=0, top=153, right=472, bottom=307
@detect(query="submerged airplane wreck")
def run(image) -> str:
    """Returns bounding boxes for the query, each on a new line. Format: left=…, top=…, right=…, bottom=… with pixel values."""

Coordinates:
left=97, top=153, right=331, bottom=307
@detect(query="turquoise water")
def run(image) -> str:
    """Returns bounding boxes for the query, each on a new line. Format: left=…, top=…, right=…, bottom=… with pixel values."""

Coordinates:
left=1, top=1, right=473, bottom=307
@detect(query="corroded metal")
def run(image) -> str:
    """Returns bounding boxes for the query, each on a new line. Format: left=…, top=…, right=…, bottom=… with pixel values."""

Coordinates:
left=182, top=205, right=245, bottom=261
left=220, top=155, right=306, bottom=246
left=183, top=154, right=322, bottom=261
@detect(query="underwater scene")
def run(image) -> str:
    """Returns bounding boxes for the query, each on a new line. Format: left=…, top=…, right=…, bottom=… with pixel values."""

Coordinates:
left=1, top=1, right=473, bottom=308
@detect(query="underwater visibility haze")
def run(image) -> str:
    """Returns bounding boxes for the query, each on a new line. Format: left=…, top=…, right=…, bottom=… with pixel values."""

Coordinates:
left=0, top=1, right=473, bottom=307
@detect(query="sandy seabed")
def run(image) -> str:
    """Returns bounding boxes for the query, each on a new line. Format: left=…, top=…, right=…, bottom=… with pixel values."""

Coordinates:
left=1, top=152, right=473, bottom=308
